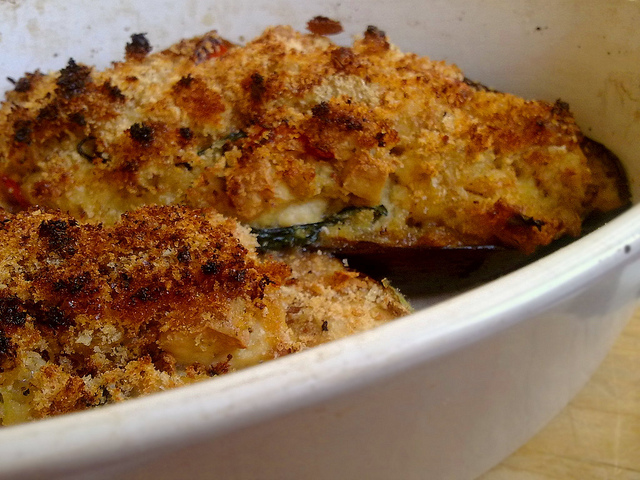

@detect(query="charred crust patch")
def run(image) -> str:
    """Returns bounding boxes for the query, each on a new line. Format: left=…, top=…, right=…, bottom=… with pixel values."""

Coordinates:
left=37, top=104, right=60, bottom=122
left=177, top=246, right=191, bottom=263
left=38, top=219, right=77, bottom=257
left=0, top=296, right=28, bottom=327
left=13, top=119, right=32, bottom=145
left=101, top=81, right=126, bottom=102
left=307, top=16, right=344, bottom=36
left=0, top=330, right=16, bottom=367
left=178, top=127, right=194, bottom=140
left=125, top=33, right=152, bottom=60
left=176, top=74, right=194, bottom=89
left=254, top=275, right=275, bottom=299
left=247, top=72, right=266, bottom=103
left=365, top=25, right=386, bottom=39
left=69, top=112, right=87, bottom=126
left=311, top=101, right=364, bottom=131
left=8, top=74, right=35, bottom=93
left=201, top=260, right=221, bottom=275
left=53, top=273, right=92, bottom=296
left=37, top=305, right=73, bottom=330
left=311, top=101, right=331, bottom=119
left=56, top=59, right=92, bottom=99
left=229, top=268, right=247, bottom=283
left=131, top=286, right=158, bottom=303
left=118, top=272, right=132, bottom=290
left=363, top=25, right=390, bottom=51
left=551, top=99, right=571, bottom=117
left=129, top=122, right=155, bottom=146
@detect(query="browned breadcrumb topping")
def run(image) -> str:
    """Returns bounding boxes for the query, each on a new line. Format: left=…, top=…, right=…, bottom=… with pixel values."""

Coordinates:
left=0, top=205, right=410, bottom=424
left=0, top=26, right=627, bottom=253
left=307, top=16, right=344, bottom=36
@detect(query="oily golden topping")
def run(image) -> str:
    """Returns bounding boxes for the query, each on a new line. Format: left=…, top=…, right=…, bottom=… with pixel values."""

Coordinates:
left=0, top=25, right=628, bottom=253
left=125, top=33, right=153, bottom=61
left=0, top=205, right=285, bottom=333
left=0, top=205, right=410, bottom=424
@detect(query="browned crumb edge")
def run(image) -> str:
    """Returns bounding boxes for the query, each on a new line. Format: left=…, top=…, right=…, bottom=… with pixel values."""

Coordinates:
left=0, top=205, right=410, bottom=425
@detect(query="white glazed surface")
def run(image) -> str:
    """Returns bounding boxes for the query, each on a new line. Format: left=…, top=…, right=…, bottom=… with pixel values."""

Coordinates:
left=0, top=1, right=639, bottom=479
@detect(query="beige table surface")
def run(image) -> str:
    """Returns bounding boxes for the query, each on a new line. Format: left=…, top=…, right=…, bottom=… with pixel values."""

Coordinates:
left=480, top=305, right=640, bottom=480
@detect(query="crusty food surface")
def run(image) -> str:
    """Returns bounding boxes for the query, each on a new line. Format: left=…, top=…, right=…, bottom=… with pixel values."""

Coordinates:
left=273, top=250, right=409, bottom=348
left=0, top=25, right=627, bottom=253
left=0, top=205, right=409, bottom=425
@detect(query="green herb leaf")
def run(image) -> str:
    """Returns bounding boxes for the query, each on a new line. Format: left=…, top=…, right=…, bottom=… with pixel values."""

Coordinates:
left=197, top=130, right=247, bottom=156
left=253, top=205, right=388, bottom=250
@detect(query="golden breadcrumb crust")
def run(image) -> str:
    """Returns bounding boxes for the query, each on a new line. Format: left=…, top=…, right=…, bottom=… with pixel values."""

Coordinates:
left=0, top=25, right=627, bottom=253
left=0, top=205, right=409, bottom=424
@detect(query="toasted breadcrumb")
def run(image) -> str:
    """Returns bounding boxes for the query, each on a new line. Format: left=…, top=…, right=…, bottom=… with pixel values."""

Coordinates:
left=274, top=250, right=410, bottom=347
left=0, top=26, right=627, bottom=253
left=0, top=206, right=410, bottom=424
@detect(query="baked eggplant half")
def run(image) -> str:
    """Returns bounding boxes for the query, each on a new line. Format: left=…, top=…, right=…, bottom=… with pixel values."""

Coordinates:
left=0, top=24, right=630, bottom=284
left=0, top=205, right=409, bottom=424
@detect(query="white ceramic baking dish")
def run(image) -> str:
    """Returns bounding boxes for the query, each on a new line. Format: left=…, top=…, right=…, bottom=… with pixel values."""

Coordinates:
left=1, top=1, right=639, bottom=479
